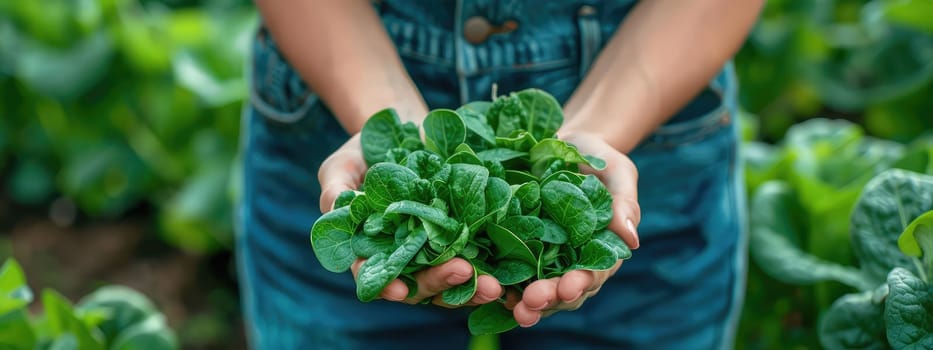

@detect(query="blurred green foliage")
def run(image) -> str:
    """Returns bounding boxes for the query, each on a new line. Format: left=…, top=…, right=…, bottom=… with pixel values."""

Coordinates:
left=2, top=0, right=932, bottom=349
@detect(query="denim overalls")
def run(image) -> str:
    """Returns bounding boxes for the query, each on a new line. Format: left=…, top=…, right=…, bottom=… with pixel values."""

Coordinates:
left=236, top=1, right=748, bottom=349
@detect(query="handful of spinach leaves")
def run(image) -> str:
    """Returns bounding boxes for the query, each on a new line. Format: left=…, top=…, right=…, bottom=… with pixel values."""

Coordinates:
left=310, top=88, right=632, bottom=335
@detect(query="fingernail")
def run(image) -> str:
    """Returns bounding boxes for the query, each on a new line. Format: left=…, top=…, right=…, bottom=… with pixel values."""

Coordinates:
left=565, top=290, right=583, bottom=303
left=529, top=299, right=549, bottom=311
left=626, top=218, right=640, bottom=249
left=446, top=273, right=469, bottom=285
left=522, top=317, right=540, bottom=328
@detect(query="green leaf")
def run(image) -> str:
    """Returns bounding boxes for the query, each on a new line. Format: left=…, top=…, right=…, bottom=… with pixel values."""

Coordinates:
left=571, top=239, right=617, bottom=271
left=818, top=285, right=889, bottom=350
left=423, top=109, right=466, bottom=158
left=491, top=260, right=536, bottom=285
left=476, top=148, right=528, bottom=163
left=361, top=109, right=406, bottom=166
left=749, top=181, right=875, bottom=290
left=498, top=216, right=545, bottom=242
left=405, top=151, right=446, bottom=180
left=109, top=313, right=177, bottom=350
left=430, top=225, right=471, bottom=266
left=310, top=207, right=356, bottom=273
left=0, top=309, right=36, bottom=350
left=384, top=200, right=461, bottom=233
left=897, top=210, right=933, bottom=276
left=75, top=286, right=160, bottom=345
left=484, top=177, right=512, bottom=225
left=363, top=163, right=420, bottom=212
left=0, top=259, right=32, bottom=315
left=333, top=190, right=357, bottom=209
left=495, top=132, right=537, bottom=153
left=578, top=175, right=613, bottom=230
left=487, top=224, right=537, bottom=266
left=515, top=89, right=564, bottom=141
left=512, top=182, right=540, bottom=214
left=540, top=219, right=569, bottom=244
left=505, top=170, right=537, bottom=185
left=541, top=180, right=596, bottom=248
left=357, top=228, right=428, bottom=302
left=457, top=101, right=496, bottom=147
left=42, top=289, right=104, bottom=350
left=351, top=233, right=395, bottom=259
left=348, top=193, right=373, bottom=225
left=852, top=169, right=933, bottom=283
left=592, top=230, right=632, bottom=260
left=884, top=268, right=933, bottom=349
left=449, top=164, right=489, bottom=227
left=441, top=264, right=477, bottom=306
left=468, top=302, right=518, bottom=335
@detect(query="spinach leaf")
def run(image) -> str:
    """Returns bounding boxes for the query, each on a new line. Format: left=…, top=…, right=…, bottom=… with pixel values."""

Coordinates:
left=505, top=170, right=538, bottom=185
left=477, top=148, right=528, bottom=163
left=852, top=170, right=933, bottom=283
left=468, top=302, right=518, bottom=335
left=406, top=151, right=445, bottom=180
left=540, top=219, right=569, bottom=244
left=495, top=132, right=537, bottom=153
left=512, top=182, right=540, bottom=214
left=363, top=163, right=420, bottom=212
left=884, top=267, right=932, bottom=349
left=310, top=207, right=357, bottom=273
left=349, top=193, right=372, bottom=225
left=579, top=175, right=613, bottom=230
left=351, top=233, right=396, bottom=258
left=450, top=164, right=489, bottom=227
left=529, top=139, right=600, bottom=175
left=491, top=259, right=536, bottom=285
left=384, top=200, right=461, bottom=233
left=487, top=224, right=537, bottom=266
left=541, top=180, right=597, bottom=247
left=897, top=210, right=933, bottom=276
left=357, top=228, right=428, bottom=302
left=484, top=177, right=512, bottom=224
left=819, top=285, right=889, bottom=350
left=592, top=230, right=632, bottom=260
left=457, top=101, right=496, bottom=147
left=499, top=215, right=545, bottom=242
left=334, top=190, right=357, bottom=209
left=363, top=212, right=385, bottom=236
left=441, top=263, right=478, bottom=306
left=423, top=109, right=466, bottom=158
left=361, top=108, right=405, bottom=166
left=570, top=239, right=617, bottom=271
left=515, top=88, right=564, bottom=141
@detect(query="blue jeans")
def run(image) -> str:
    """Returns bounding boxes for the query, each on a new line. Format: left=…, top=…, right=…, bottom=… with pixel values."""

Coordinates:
left=236, top=1, right=748, bottom=349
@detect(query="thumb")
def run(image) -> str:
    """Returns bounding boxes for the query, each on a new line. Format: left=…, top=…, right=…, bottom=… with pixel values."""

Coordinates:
left=318, top=137, right=368, bottom=213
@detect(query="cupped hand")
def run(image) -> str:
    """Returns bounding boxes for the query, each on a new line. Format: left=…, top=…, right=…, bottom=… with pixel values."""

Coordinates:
left=512, top=131, right=641, bottom=327
left=318, top=134, right=503, bottom=307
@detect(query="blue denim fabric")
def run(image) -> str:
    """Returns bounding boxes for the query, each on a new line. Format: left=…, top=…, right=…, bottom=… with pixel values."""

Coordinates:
left=236, top=1, right=748, bottom=349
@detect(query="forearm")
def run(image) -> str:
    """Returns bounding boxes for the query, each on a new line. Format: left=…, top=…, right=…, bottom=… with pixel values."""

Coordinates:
left=255, top=0, right=427, bottom=134
left=561, top=0, right=764, bottom=152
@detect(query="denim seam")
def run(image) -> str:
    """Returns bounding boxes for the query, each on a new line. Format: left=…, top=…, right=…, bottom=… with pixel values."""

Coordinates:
left=719, top=104, right=749, bottom=350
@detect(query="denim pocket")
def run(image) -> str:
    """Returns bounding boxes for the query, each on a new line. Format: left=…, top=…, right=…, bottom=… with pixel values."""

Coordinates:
left=248, top=28, right=319, bottom=126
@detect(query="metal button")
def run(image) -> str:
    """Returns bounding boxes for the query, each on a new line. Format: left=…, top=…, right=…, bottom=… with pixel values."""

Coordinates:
left=578, top=5, right=597, bottom=16
left=464, top=17, right=519, bottom=45
left=464, top=16, right=492, bottom=44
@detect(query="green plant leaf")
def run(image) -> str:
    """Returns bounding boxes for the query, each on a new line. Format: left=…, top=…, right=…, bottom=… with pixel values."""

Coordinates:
left=423, top=109, right=466, bottom=158
left=0, top=259, right=32, bottom=315
left=484, top=177, right=512, bottom=225
left=818, top=284, right=889, bottom=350
left=75, top=286, right=160, bottom=345
left=515, top=89, right=563, bottom=141
left=109, top=314, right=177, bottom=350
left=897, top=210, right=933, bottom=276
left=351, top=233, right=396, bottom=259
left=540, top=219, right=569, bottom=244
left=491, top=259, right=536, bottom=285
left=361, top=109, right=406, bottom=166
left=592, top=230, right=632, bottom=260
left=578, top=175, right=613, bottom=230
left=884, top=267, right=932, bottom=349
left=749, top=181, right=875, bottom=290
left=852, top=169, right=933, bottom=283
left=468, top=302, right=518, bottom=335
left=449, top=164, right=489, bottom=227
left=487, top=224, right=537, bottom=266
left=363, top=163, right=420, bottom=211
left=541, top=180, right=596, bottom=247
left=570, top=239, right=617, bottom=271
left=384, top=200, right=460, bottom=233
left=42, top=289, right=104, bottom=350
left=310, top=207, right=356, bottom=273
left=357, top=228, right=428, bottom=302
left=441, top=264, right=477, bottom=306
left=457, top=101, right=496, bottom=147
left=498, top=216, right=545, bottom=242
left=476, top=148, right=528, bottom=163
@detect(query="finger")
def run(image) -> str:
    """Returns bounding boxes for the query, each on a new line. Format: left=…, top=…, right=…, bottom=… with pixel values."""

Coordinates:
left=556, top=270, right=596, bottom=303
left=317, top=141, right=367, bottom=213
left=513, top=301, right=542, bottom=328
left=350, top=258, right=408, bottom=301
left=522, top=278, right=560, bottom=311
left=468, top=274, right=503, bottom=305
left=406, top=258, right=473, bottom=303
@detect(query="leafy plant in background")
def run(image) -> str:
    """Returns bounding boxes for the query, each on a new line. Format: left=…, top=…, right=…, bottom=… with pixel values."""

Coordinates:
left=0, top=258, right=178, bottom=349
left=0, top=0, right=255, bottom=253
left=310, top=89, right=632, bottom=335
left=736, top=0, right=933, bottom=142
left=750, top=169, right=933, bottom=349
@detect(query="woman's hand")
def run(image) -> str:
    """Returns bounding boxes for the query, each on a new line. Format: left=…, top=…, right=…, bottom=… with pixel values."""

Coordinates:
left=318, top=134, right=504, bottom=307
left=511, top=131, right=641, bottom=327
